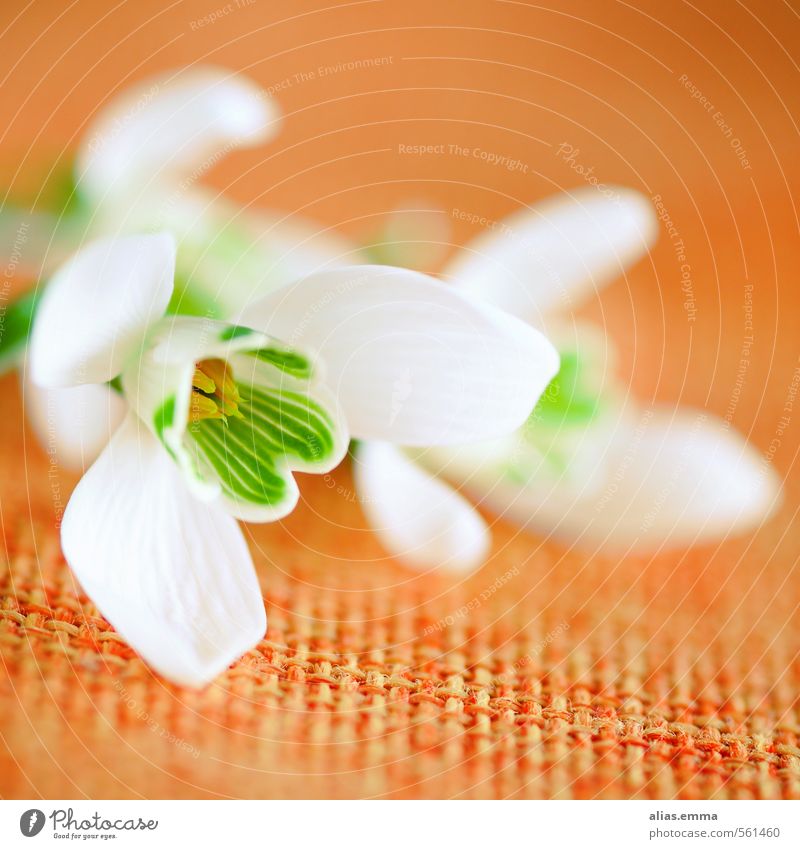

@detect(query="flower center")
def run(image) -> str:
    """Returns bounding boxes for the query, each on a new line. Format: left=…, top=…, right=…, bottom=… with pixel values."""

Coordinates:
left=189, top=358, right=243, bottom=423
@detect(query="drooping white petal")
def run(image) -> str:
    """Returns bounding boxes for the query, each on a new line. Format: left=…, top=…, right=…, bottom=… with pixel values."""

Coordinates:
left=76, top=67, right=279, bottom=205
left=354, top=441, right=489, bottom=571
left=240, top=265, right=560, bottom=445
left=443, top=188, right=658, bottom=324
left=23, top=374, right=126, bottom=471
left=29, top=233, right=175, bottom=387
left=428, top=407, right=782, bottom=552
left=60, top=415, right=266, bottom=688
left=122, top=315, right=348, bottom=521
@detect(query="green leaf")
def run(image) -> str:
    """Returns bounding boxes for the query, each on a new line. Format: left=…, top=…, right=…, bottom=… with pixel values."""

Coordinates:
left=153, top=395, right=176, bottom=440
left=6, top=159, right=86, bottom=217
left=0, top=290, right=39, bottom=374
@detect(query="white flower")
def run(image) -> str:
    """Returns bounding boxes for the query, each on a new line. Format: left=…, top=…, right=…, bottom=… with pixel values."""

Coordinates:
left=73, top=66, right=363, bottom=316
left=2, top=66, right=363, bottom=468
left=28, top=232, right=559, bottom=684
left=353, top=189, right=782, bottom=564
left=230, top=264, right=559, bottom=447
left=27, top=232, right=349, bottom=685
left=2, top=66, right=355, bottom=308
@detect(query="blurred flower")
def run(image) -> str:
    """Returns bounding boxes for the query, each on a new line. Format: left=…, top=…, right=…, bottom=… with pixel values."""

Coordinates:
left=0, top=65, right=363, bottom=467
left=0, top=65, right=362, bottom=318
left=353, top=188, right=782, bottom=564
left=361, top=200, right=452, bottom=272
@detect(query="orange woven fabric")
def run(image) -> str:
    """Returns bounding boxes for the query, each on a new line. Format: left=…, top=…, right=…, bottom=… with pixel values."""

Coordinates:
left=1, top=376, right=798, bottom=799
left=1, top=0, right=799, bottom=801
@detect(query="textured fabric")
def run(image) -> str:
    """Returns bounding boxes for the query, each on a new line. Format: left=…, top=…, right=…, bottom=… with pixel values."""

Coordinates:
left=1, top=377, right=798, bottom=799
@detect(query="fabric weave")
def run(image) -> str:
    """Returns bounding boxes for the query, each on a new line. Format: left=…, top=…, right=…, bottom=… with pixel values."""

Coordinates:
left=1, top=372, right=797, bottom=799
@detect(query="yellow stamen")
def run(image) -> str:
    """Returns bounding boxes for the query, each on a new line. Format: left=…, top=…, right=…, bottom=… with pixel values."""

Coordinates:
left=189, top=358, right=243, bottom=423
left=189, top=392, right=225, bottom=423
left=192, top=367, right=216, bottom=395
left=200, top=359, right=240, bottom=405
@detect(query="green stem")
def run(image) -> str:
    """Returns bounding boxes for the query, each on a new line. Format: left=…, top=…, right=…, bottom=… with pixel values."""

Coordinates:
left=0, top=289, right=39, bottom=374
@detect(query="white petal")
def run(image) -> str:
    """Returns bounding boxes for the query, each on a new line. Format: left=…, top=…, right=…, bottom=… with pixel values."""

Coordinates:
left=61, top=416, right=266, bottom=687
left=29, top=234, right=175, bottom=387
left=430, top=407, right=782, bottom=552
left=443, top=188, right=658, bottom=323
left=240, top=265, right=560, bottom=445
left=76, top=67, right=279, bottom=205
left=23, top=374, right=127, bottom=472
left=354, top=441, right=489, bottom=571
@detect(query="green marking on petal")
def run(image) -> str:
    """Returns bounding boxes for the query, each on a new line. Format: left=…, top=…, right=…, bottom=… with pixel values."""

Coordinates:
left=503, top=347, right=606, bottom=483
left=219, top=324, right=255, bottom=341
left=187, top=378, right=338, bottom=510
left=246, top=386, right=335, bottom=460
left=153, top=395, right=176, bottom=445
left=530, top=350, right=602, bottom=427
left=191, top=423, right=288, bottom=505
left=245, top=346, right=313, bottom=380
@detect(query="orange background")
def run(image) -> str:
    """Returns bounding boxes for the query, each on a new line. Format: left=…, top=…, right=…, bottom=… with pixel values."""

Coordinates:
left=0, top=0, right=798, bottom=799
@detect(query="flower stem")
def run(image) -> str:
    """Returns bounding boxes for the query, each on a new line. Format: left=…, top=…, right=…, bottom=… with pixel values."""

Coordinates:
left=0, top=289, right=39, bottom=374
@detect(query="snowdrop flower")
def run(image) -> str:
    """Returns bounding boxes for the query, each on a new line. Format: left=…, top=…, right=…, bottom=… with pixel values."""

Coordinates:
left=28, top=232, right=349, bottom=685
left=28, top=232, right=559, bottom=684
left=354, top=188, right=782, bottom=564
left=1, top=66, right=356, bottom=309
left=73, top=66, right=363, bottom=314
left=2, top=66, right=361, bottom=468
